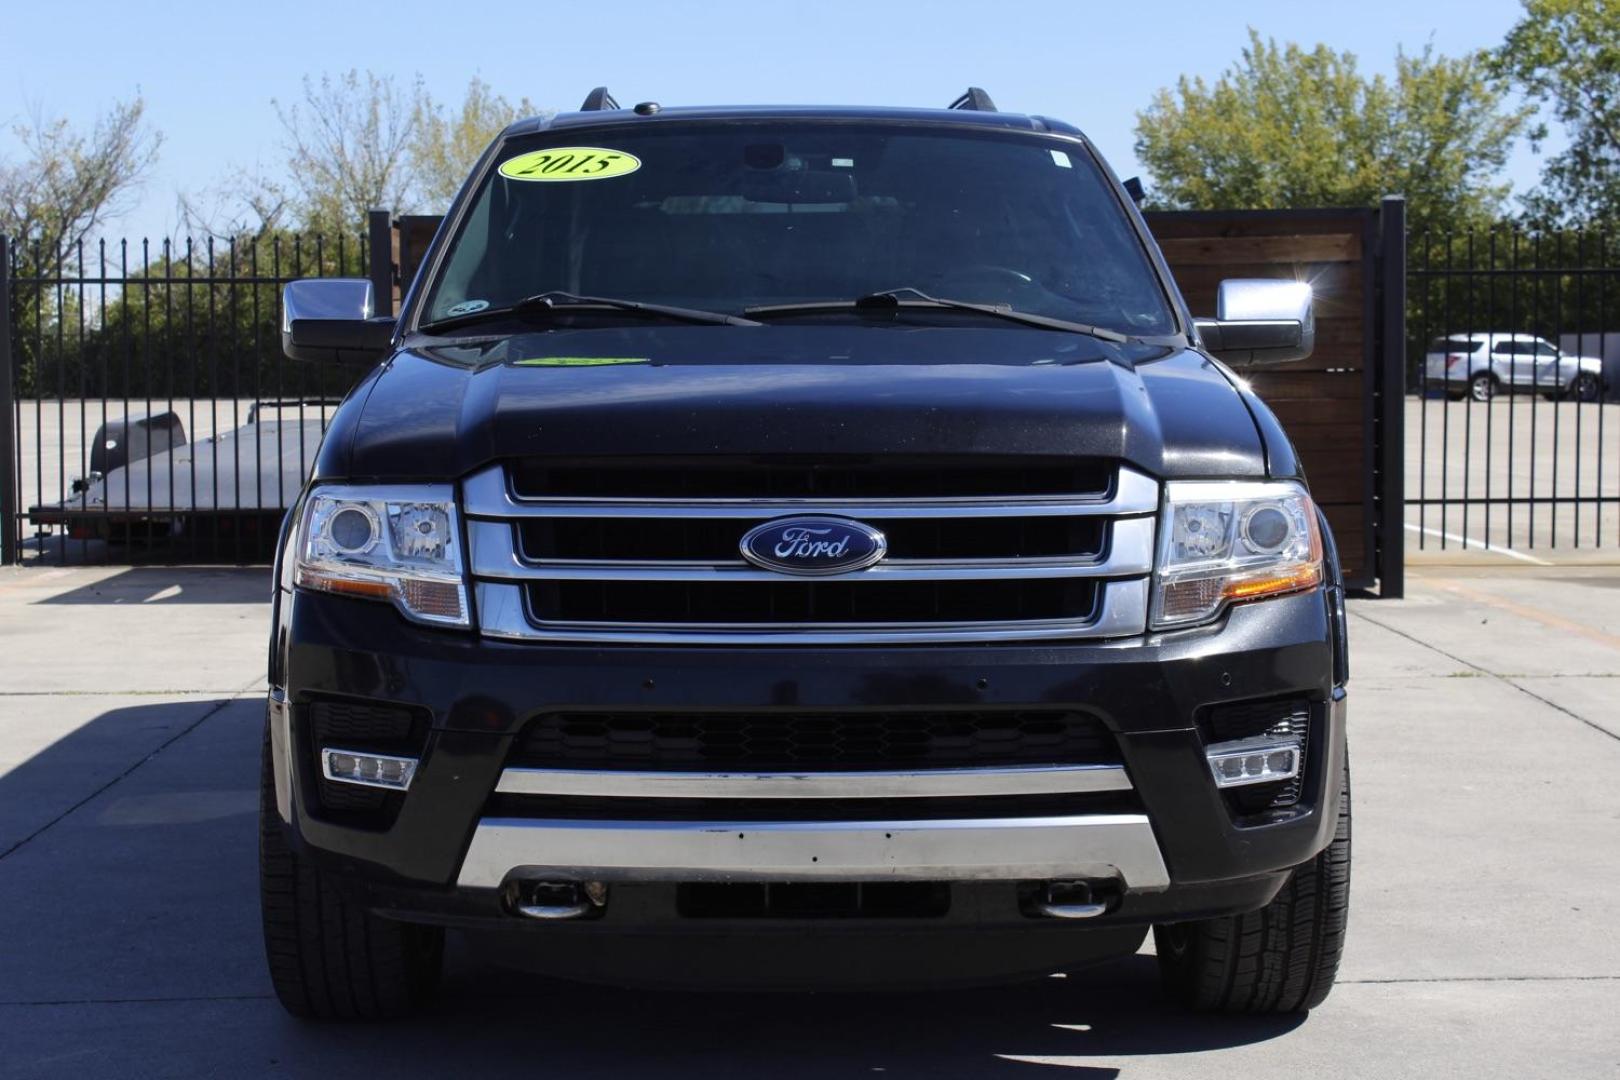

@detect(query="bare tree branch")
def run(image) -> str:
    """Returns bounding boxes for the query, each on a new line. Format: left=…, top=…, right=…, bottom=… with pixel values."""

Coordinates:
left=0, top=95, right=162, bottom=258
left=274, top=71, right=423, bottom=232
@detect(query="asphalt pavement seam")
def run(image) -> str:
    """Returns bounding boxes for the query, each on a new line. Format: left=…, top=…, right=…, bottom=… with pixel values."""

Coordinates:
left=0, top=681, right=261, bottom=864
left=1351, top=608, right=1620, bottom=746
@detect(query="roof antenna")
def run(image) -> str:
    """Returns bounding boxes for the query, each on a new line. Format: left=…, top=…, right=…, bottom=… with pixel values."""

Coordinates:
left=579, top=87, right=620, bottom=112
left=948, top=87, right=997, bottom=112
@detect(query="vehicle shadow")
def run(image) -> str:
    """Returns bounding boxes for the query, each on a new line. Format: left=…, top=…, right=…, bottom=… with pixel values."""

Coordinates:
left=273, top=952, right=1302, bottom=1076
left=31, top=565, right=272, bottom=605
left=0, top=697, right=1303, bottom=1078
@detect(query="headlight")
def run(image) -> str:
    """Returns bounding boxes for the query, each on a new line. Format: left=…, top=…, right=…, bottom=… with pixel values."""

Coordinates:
left=1151, top=480, right=1323, bottom=630
left=295, top=484, right=469, bottom=627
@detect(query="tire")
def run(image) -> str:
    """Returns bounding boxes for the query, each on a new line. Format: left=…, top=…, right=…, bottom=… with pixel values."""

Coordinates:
left=1570, top=372, right=1602, bottom=403
left=1469, top=372, right=1496, bottom=402
left=1154, top=760, right=1351, bottom=1014
left=259, top=720, right=444, bottom=1020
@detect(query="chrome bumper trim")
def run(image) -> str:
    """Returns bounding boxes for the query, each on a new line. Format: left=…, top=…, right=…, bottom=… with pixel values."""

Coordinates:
left=494, top=763, right=1133, bottom=799
left=454, top=814, right=1171, bottom=890
left=474, top=576, right=1149, bottom=645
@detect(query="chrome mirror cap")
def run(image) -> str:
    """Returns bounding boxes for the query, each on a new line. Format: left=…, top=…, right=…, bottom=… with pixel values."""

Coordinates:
left=1197, top=279, right=1316, bottom=367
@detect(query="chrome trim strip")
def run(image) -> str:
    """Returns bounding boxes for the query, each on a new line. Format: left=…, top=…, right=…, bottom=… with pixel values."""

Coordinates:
left=463, top=464, right=1160, bottom=520
left=468, top=517, right=1155, bottom=582
left=494, top=764, right=1133, bottom=799
left=454, top=814, right=1170, bottom=889
left=474, top=577, right=1149, bottom=644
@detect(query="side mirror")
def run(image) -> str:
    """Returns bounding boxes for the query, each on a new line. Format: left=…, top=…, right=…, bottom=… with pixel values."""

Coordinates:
left=1194, top=279, right=1315, bottom=367
left=281, top=278, right=396, bottom=365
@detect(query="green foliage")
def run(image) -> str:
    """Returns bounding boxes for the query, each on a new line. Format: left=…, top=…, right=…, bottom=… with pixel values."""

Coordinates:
left=1134, top=30, right=1529, bottom=232
left=1492, top=0, right=1620, bottom=225
left=9, top=231, right=364, bottom=399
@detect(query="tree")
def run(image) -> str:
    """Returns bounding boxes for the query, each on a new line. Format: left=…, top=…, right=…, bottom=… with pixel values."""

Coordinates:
left=0, top=95, right=161, bottom=257
left=2, top=96, right=162, bottom=396
left=1492, top=0, right=1620, bottom=225
left=1133, top=31, right=1528, bottom=232
left=412, top=77, right=546, bottom=207
left=274, top=71, right=423, bottom=233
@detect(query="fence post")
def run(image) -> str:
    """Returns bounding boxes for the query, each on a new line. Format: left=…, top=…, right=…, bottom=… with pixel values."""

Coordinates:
left=0, top=234, right=17, bottom=565
left=1377, top=197, right=1407, bottom=599
left=367, top=210, right=395, bottom=318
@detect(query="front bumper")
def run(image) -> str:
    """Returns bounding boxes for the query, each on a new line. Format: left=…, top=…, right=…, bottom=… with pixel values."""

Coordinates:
left=270, top=584, right=1346, bottom=929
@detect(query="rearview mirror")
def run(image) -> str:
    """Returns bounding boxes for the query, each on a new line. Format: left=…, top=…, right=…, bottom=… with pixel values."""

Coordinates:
left=1194, top=279, right=1315, bottom=367
left=282, top=278, right=396, bottom=365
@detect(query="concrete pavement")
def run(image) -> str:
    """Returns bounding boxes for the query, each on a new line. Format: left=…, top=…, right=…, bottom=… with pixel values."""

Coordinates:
left=1, top=564, right=1617, bottom=1078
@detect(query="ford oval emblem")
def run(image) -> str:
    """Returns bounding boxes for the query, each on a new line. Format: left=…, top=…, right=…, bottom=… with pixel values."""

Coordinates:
left=739, top=516, right=888, bottom=576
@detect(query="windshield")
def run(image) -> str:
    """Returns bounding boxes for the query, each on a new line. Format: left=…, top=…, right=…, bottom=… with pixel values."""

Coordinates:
left=421, top=122, right=1177, bottom=336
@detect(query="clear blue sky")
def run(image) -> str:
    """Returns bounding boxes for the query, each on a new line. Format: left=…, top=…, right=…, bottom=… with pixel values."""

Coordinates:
left=2, top=0, right=1548, bottom=242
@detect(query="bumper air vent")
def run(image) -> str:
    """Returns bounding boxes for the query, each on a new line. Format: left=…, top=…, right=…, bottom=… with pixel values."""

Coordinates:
left=511, top=709, right=1120, bottom=772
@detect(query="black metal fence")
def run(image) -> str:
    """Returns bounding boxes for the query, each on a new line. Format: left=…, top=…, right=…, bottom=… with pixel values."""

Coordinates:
left=6, top=217, right=1619, bottom=567
left=1, top=230, right=367, bottom=565
left=1409, top=229, right=1620, bottom=553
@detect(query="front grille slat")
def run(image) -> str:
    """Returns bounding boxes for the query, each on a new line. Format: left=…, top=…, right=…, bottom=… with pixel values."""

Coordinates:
left=528, top=578, right=1100, bottom=625
left=518, top=515, right=1109, bottom=563
left=465, top=457, right=1155, bottom=643
left=507, top=456, right=1114, bottom=501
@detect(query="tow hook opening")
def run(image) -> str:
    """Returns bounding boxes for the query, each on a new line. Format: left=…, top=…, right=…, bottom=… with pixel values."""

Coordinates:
left=504, top=879, right=609, bottom=921
left=1021, top=879, right=1120, bottom=920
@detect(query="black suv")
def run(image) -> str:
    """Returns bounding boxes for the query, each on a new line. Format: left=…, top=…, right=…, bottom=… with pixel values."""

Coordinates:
left=262, top=88, right=1350, bottom=1019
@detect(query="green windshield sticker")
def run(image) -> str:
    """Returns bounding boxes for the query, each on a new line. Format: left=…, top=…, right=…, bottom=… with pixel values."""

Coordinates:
left=499, top=147, right=642, bottom=182
left=513, top=356, right=651, bottom=367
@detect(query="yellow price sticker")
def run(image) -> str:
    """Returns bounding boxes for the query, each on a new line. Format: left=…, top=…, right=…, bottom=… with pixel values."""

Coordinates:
left=498, top=147, right=641, bottom=182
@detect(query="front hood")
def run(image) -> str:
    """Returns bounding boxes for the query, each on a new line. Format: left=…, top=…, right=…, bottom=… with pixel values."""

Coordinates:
left=341, top=326, right=1265, bottom=480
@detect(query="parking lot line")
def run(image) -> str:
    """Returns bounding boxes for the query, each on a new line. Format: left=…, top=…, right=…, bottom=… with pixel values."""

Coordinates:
left=1403, top=521, right=1550, bottom=565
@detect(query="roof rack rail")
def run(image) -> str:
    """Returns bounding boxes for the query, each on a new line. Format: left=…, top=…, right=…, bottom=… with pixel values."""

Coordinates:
left=579, top=87, right=620, bottom=112
left=948, top=87, right=998, bottom=112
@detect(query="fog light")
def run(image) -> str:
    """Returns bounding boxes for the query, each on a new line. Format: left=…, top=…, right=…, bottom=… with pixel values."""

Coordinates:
left=1205, top=736, right=1301, bottom=789
left=321, top=747, right=418, bottom=790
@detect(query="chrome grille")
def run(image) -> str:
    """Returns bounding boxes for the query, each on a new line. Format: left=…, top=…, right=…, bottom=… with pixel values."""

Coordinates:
left=464, top=458, right=1157, bottom=644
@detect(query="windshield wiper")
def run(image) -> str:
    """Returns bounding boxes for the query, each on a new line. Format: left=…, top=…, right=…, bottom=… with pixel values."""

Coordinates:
left=420, top=291, right=759, bottom=333
left=745, top=288, right=1128, bottom=343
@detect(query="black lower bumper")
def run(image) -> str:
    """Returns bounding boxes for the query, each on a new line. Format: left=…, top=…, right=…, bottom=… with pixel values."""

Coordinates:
left=269, top=584, right=1346, bottom=940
